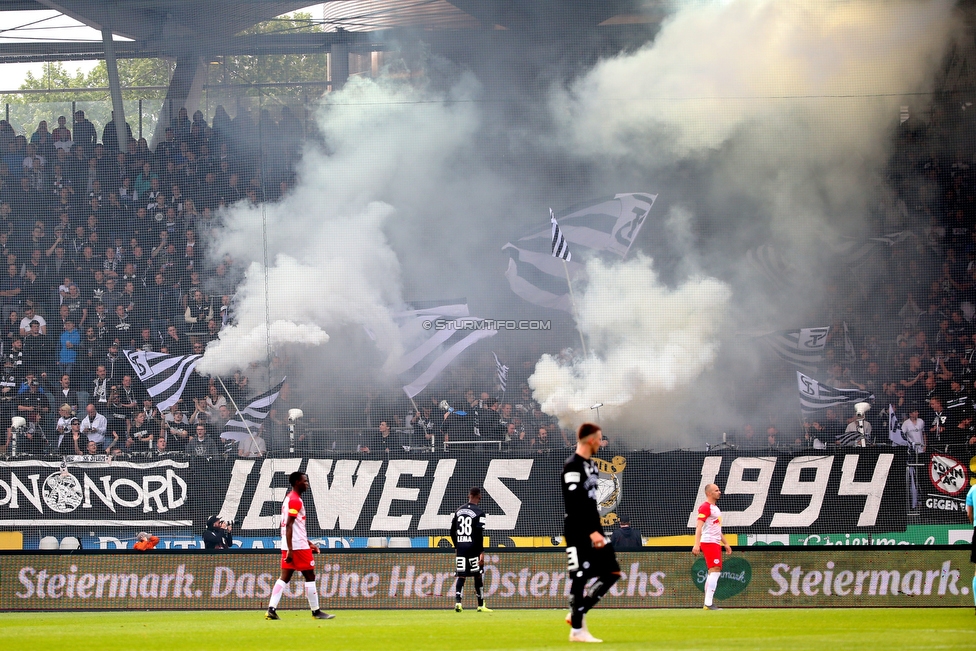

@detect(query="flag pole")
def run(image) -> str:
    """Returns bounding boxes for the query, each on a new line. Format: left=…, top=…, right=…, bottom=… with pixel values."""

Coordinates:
left=216, top=375, right=263, bottom=457
left=563, top=258, right=589, bottom=359
left=407, top=394, right=433, bottom=452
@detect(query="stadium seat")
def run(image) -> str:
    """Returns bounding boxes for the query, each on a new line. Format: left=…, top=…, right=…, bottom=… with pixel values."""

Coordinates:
left=38, top=536, right=59, bottom=550
left=59, top=537, right=81, bottom=550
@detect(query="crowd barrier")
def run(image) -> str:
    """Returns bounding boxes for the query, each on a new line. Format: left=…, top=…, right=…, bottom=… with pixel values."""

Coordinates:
left=1, top=547, right=971, bottom=610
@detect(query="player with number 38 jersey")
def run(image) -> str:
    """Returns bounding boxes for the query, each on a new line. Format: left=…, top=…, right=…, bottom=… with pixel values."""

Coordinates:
left=450, top=487, right=491, bottom=612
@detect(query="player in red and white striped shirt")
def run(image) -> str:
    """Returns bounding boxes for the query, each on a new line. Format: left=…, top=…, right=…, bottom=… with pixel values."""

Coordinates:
left=265, top=471, right=334, bottom=620
left=691, top=483, right=733, bottom=610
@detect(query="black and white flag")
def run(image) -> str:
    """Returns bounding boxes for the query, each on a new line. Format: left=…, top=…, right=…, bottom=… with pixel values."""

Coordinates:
left=843, top=321, right=856, bottom=362
left=762, top=327, right=829, bottom=373
left=503, top=193, right=656, bottom=312
left=220, top=379, right=285, bottom=443
left=123, top=349, right=201, bottom=412
left=391, top=302, right=498, bottom=399
left=492, top=351, right=509, bottom=395
left=550, top=209, right=571, bottom=261
left=796, top=371, right=874, bottom=414
left=746, top=244, right=795, bottom=289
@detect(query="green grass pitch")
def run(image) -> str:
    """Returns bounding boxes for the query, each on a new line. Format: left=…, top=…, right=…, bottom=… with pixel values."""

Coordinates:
left=1, top=608, right=973, bottom=650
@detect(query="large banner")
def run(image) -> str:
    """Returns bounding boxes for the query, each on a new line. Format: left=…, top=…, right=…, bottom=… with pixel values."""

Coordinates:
left=3, top=448, right=967, bottom=548
left=0, top=548, right=970, bottom=610
left=0, top=458, right=194, bottom=528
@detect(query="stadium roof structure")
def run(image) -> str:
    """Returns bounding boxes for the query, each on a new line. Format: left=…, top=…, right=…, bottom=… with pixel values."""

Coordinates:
left=0, top=1, right=660, bottom=63
left=0, top=1, right=662, bottom=146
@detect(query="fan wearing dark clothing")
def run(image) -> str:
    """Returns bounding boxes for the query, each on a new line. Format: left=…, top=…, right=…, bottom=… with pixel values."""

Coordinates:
left=561, top=422, right=621, bottom=644
left=203, top=515, right=234, bottom=550
left=609, top=515, right=643, bottom=551
left=450, top=487, right=492, bottom=613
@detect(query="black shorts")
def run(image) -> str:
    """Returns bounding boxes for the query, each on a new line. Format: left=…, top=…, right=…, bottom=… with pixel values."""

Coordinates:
left=455, top=555, right=482, bottom=577
left=565, top=537, right=620, bottom=579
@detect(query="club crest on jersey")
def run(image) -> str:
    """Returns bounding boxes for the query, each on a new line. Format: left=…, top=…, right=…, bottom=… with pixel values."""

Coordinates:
left=592, top=455, right=627, bottom=525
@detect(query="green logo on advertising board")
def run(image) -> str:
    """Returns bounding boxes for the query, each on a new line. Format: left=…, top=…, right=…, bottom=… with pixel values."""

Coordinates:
left=691, top=556, right=752, bottom=600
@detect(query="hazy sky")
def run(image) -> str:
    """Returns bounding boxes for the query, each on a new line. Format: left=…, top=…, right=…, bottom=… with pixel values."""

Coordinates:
left=0, top=5, right=325, bottom=90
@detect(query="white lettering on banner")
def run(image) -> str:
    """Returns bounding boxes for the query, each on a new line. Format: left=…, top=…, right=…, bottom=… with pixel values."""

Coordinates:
left=0, top=470, right=187, bottom=517
left=838, top=454, right=892, bottom=527
left=724, top=457, right=776, bottom=526
left=688, top=456, right=724, bottom=528
left=10, top=473, right=41, bottom=511
left=483, top=459, right=533, bottom=530
left=308, top=459, right=382, bottom=530
left=371, top=460, right=429, bottom=531
left=417, top=459, right=457, bottom=530
left=925, top=497, right=962, bottom=511
left=83, top=475, right=114, bottom=511
left=242, top=458, right=302, bottom=530
left=222, top=458, right=533, bottom=532
left=689, top=454, right=895, bottom=530
left=770, top=456, right=833, bottom=528
left=216, top=460, right=255, bottom=523
left=769, top=560, right=965, bottom=598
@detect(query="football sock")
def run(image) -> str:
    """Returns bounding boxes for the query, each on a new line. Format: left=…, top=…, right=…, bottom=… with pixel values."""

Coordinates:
left=474, top=575, right=484, bottom=607
left=305, top=581, right=319, bottom=612
left=268, top=579, right=287, bottom=609
left=569, top=573, right=586, bottom=629
left=704, top=571, right=720, bottom=607
left=581, top=572, right=621, bottom=612
left=971, top=574, right=975, bottom=607
left=455, top=577, right=466, bottom=603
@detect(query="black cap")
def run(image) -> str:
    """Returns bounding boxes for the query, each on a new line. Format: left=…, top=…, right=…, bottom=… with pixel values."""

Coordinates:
left=619, top=515, right=630, bottom=524
left=206, top=515, right=219, bottom=528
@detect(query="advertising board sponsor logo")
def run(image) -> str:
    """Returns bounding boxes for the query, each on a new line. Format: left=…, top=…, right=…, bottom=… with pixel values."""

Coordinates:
left=691, top=556, right=752, bottom=599
left=2, top=550, right=971, bottom=610
left=768, top=559, right=969, bottom=598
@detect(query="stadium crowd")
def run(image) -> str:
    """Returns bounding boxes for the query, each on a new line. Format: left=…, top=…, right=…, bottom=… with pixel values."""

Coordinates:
left=2, top=100, right=976, bottom=461
left=0, top=104, right=579, bottom=459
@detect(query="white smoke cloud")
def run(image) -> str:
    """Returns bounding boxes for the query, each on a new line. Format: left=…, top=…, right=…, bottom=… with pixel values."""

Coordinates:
left=199, top=75, right=488, bottom=376
left=529, top=255, right=731, bottom=426
left=532, top=0, right=958, bottom=435
left=559, top=0, right=957, bottom=164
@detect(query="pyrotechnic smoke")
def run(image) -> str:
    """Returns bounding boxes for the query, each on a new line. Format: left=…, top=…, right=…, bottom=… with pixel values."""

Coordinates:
left=531, top=0, right=959, bottom=437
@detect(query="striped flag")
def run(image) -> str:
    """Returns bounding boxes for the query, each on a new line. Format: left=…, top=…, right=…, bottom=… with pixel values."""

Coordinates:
left=843, top=321, right=856, bottom=362
left=504, top=193, right=656, bottom=312
left=122, top=349, right=201, bottom=412
left=219, top=379, right=285, bottom=443
left=746, top=244, right=795, bottom=289
left=796, top=371, right=874, bottom=414
left=888, top=404, right=908, bottom=446
left=391, top=301, right=498, bottom=399
left=492, top=351, right=509, bottom=395
left=550, top=209, right=571, bottom=261
left=761, top=327, right=829, bottom=373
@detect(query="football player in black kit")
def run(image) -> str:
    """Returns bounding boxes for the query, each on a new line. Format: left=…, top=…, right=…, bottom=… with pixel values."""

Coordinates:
left=450, top=487, right=492, bottom=612
left=562, top=422, right=621, bottom=643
